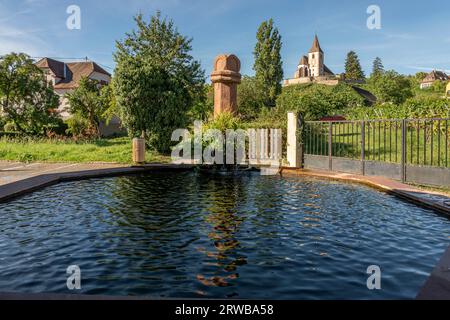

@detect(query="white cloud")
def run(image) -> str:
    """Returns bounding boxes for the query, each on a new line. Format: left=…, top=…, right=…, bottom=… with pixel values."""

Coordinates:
left=0, top=23, right=52, bottom=56
left=406, top=66, right=450, bottom=73
left=0, top=1, right=55, bottom=56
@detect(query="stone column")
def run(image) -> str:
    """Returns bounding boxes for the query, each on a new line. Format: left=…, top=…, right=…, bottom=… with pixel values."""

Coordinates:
left=211, top=54, right=242, bottom=118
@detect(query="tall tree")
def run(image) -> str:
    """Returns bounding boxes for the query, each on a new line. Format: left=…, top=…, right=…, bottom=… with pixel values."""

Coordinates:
left=66, top=77, right=110, bottom=137
left=253, top=18, right=283, bottom=107
left=371, top=57, right=384, bottom=78
left=113, top=12, right=205, bottom=152
left=345, top=51, right=365, bottom=80
left=0, top=53, right=60, bottom=135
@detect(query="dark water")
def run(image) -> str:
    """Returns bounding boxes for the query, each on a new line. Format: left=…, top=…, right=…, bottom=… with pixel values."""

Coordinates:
left=0, top=171, right=449, bottom=299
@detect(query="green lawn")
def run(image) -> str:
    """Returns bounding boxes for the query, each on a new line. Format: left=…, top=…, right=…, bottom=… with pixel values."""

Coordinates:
left=0, top=136, right=170, bottom=164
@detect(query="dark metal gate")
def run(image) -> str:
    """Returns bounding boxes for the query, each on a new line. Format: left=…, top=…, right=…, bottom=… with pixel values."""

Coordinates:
left=303, top=118, right=450, bottom=187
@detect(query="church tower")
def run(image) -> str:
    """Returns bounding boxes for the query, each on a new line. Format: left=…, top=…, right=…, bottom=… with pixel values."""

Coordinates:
left=295, top=56, right=309, bottom=78
left=308, top=35, right=324, bottom=78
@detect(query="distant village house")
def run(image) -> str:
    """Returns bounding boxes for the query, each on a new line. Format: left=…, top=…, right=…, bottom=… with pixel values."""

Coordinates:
left=420, top=70, right=448, bottom=89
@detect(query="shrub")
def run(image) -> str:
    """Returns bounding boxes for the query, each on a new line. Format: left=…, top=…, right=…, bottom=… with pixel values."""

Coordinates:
left=65, top=116, right=91, bottom=137
left=345, top=96, right=449, bottom=120
left=368, top=70, right=413, bottom=105
left=0, top=116, right=5, bottom=131
left=4, top=121, right=18, bottom=133
left=203, top=112, right=243, bottom=132
left=275, top=83, right=365, bottom=120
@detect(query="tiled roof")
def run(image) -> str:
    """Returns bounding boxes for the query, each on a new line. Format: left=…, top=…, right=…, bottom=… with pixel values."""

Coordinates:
left=351, top=86, right=377, bottom=104
left=299, top=56, right=308, bottom=65
left=54, top=62, right=110, bottom=89
left=324, top=65, right=334, bottom=76
left=35, top=58, right=66, bottom=78
left=35, top=58, right=111, bottom=89
left=422, top=70, right=449, bottom=83
left=309, top=35, right=324, bottom=54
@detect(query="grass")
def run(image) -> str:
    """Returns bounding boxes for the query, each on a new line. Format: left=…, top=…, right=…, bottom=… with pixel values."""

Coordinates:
left=0, top=136, right=170, bottom=164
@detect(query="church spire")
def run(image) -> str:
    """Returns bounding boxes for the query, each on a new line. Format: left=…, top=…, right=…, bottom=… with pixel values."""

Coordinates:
left=309, top=34, right=323, bottom=54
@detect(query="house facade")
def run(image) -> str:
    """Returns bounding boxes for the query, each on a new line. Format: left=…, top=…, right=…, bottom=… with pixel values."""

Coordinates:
left=420, top=70, right=448, bottom=89
left=284, top=35, right=338, bottom=86
left=35, top=58, right=122, bottom=136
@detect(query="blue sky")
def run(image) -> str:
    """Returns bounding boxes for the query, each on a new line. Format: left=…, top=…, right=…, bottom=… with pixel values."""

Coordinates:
left=1, top=0, right=449, bottom=78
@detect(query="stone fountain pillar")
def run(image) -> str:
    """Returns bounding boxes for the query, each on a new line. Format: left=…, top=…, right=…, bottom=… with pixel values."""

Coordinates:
left=211, top=54, right=242, bottom=118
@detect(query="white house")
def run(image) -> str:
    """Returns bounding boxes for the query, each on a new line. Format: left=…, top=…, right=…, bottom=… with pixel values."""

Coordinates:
left=35, top=57, right=122, bottom=136
left=420, top=70, right=449, bottom=89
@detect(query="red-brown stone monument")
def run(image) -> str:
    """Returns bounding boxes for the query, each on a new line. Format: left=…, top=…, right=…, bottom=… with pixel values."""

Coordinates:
left=211, top=54, right=242, bottom=118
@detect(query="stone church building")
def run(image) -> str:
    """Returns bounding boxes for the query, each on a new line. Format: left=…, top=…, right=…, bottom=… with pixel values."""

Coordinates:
left=284, top=35, right=339, bottom=86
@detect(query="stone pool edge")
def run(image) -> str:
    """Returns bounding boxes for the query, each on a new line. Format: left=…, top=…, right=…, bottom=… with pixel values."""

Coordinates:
left=0, top=164, right=194, bottom=203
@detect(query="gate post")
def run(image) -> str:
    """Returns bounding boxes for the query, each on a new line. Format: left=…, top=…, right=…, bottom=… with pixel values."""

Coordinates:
left=287, top=112, right=302, bottom=168
left=401, top=119, right=407, bottom=183
left=361, top=121, right=366, bottom=175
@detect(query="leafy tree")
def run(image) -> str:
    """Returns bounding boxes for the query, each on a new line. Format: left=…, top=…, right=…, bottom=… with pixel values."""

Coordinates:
left=100, top=84, right=118, bottom=124
left=431, top=80, right=447, bottom=93
left=370, top=70, right=413, bottom=104
left=0, top=53, right=60, bottom=135
left=66, top=77, right=110, bottom=136
left=253, top=18, right=283, bottom=107
left=187, top=84, right=212, bottom=122
left=113, top=12, right=205, bottom=153
left=415, top=72, right=428, bottom=82
left=345, top=51, right=365, bottom=80
left=275, top=83, right=365, bottom=120
left=371, top=57, right=384, bottom=78
left=237, top=76, right=265, bottom=120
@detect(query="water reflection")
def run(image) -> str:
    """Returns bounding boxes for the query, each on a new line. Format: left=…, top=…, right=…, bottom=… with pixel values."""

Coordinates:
left=195, top=172, right=248, bottom=291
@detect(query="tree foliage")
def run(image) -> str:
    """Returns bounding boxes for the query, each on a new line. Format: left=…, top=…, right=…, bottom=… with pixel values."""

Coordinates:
left=66, top=77, right=111, bottom=136
left=187, top=84, right=212, bottom=122
left=275, top=83, right=365, bottom=120
left=345, top=96, right=449, bottom=120
left=237, top=76, right=265, bottom=121
left=371, top=57, right=384, bottom=78
left=0, top=53, right=60, bottom=135
left=112, top=12, right=205, bottom=152
left=369, top=70, right=413, bottom=104
left=345, top=51, right=365, bottom=80
left=253, top=18, right=283, bottom=107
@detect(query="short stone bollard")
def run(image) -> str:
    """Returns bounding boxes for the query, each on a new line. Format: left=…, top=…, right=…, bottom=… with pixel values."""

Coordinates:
left=132, top=138, right=146, bottom=164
